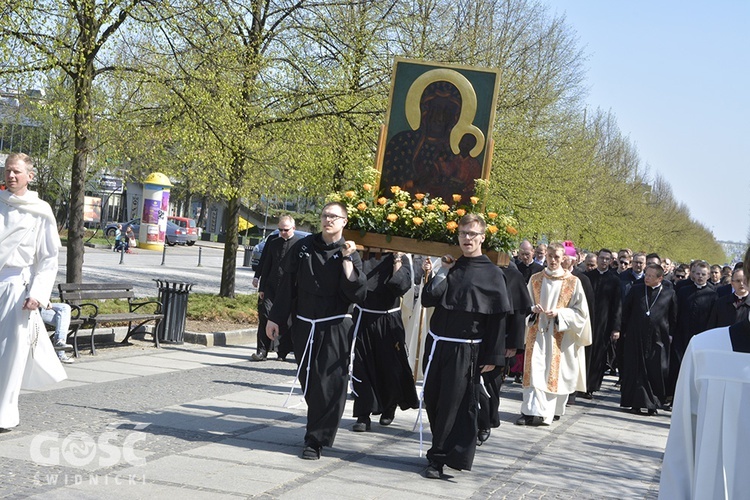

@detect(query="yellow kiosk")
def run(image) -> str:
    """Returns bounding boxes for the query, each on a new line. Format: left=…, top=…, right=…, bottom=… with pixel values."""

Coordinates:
left=139, top=173, right=173, bottom=251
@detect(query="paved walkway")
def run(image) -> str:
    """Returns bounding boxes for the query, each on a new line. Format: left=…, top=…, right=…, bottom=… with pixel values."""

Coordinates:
left=1, top=337, right=667, bottom=499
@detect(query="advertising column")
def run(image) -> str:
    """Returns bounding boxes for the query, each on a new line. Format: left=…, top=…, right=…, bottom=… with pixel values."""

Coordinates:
left=139, top=173, right=173, bottom=251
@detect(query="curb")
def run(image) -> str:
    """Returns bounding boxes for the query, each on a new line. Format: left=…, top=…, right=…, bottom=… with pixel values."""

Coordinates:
left=183, top=327, right=257, bottom=347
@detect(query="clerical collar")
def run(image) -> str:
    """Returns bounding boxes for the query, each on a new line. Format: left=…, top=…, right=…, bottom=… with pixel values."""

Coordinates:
left=598, top=269, right=609, bottom=275
left=543, top=267, right=566, bottom=278
left=695, top=283, right=707, bottom=289
left=649, top=284, right=662, bottom=290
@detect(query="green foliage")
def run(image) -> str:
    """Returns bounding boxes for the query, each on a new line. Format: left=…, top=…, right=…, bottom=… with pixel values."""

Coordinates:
left=1, top=0, right=732, bottom=275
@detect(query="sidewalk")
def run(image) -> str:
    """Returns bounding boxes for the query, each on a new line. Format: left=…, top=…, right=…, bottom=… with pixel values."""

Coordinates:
left=1, top=336, right=666, bottom=499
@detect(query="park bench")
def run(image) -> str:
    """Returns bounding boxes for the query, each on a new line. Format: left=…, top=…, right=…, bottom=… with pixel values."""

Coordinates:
left=58, top=282, right=164, bottom=356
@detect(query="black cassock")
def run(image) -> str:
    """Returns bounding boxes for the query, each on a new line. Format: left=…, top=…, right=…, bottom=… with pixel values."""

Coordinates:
left=584, top=269, right=622, bottom=393
left=421, top=255, right=510, bottom=471
left=620, top=283, right=677, bottom=411
left=477, top=262, right=532, bottom=431
left=668, top=283, right=717, bottom=396
left=270, top=233, right=367, bottom=449
left=352, top=254, right=418, bottom=419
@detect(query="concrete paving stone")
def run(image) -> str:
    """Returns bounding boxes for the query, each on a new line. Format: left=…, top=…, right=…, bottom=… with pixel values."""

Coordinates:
left=59, top=367, right=138, bottom=384
left=117, top=454, right=301, bottom=495
left=106, top=355, right=206, bottom=371
left=21, top=379, right=90, bottom=393
left=25, top=477, right=241, bottom=500
left=275, top=476, right=431, bottom=500
left=63, top=359, right=179, bottom=377
left=146, top=350, right=248, bottom=366
left=181, top=438, right=334, bottom=475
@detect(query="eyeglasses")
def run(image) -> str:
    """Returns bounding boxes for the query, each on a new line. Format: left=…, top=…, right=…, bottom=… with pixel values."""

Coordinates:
left=278, top=228, right=293, bottom=233
left=619, top=260, right=630, bottom=265
left=321, top=212, right=346, bottom=221
left=458, top=231, right=483, bottom=239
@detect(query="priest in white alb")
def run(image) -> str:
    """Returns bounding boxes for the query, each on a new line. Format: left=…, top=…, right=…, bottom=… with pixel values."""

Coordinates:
left=659, top=248, right=750, bottom=499
left=515, top=242, right=591, bottom=426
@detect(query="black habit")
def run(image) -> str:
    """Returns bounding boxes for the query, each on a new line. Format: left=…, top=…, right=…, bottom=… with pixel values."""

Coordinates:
left=620, top=283, right=677, bottom=412
left=256, top=233, right=301, bottom=357
left=707, top=293, right=750, bottom=329
left=270, top=233, right=367, bottom=449
left=352, top=253, right=419, bottom=420
left=421, top=255, right=510, bottom=471
left=584, top=269, right=622, bottom=393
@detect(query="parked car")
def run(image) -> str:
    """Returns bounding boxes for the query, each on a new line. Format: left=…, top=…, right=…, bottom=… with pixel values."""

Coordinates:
left=251, top=229, right=311, bottom=271
left=168, top=216, right=199, bottom=246
left=104, top=218, right=189, bottom=246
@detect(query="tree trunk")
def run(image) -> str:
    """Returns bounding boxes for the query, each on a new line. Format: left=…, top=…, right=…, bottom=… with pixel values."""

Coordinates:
left=219, top=194, right=241, bottom=297
left=66, top=62, right=93, bottom=284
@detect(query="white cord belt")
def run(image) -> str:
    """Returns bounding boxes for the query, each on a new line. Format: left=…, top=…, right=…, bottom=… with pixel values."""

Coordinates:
left=414, top=330, right=483, bottom=456
left=283, top=313, right=353, bottom=408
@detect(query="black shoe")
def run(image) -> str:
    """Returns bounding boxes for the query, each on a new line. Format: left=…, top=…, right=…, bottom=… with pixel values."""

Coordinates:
left=379, top=406, right=396, bottom=426
left=662, top=404, right=672, bottom=412
left=515, top=415, right=548, bottom=427
left=425, top=461, right=443, bottom=479
left=578, top=391, right=593, bottom=400
left=0, top=428, right=11, bottom=433
left=514, top=375, right=522, bottom=384
left=477, top=428, right=491, bottom=446
left=251, top=350, right=267, bottom=361
left=352, top=418, right=371, bottom=432
left=647, top=408, right=658, bottom=416
left=553, top=415, right=561, bottom=421
left=301, top=443, right=321, bottom=460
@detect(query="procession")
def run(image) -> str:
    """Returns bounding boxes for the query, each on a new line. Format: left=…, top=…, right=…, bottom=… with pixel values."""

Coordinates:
left=1, top=1, right=748, bottom=498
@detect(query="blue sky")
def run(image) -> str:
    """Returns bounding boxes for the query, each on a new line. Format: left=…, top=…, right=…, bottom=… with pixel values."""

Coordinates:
left=545, top=1, right=749, bottom=243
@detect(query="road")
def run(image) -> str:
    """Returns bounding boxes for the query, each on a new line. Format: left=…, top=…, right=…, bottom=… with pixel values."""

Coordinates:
left=55, top=241, right=256, bottom=298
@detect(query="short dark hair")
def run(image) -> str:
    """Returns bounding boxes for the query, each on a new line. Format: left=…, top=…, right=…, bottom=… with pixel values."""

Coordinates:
left=598, top=248, right=613, bottom=257
left=645, top=253, right=661, bottom=264
left=458, top=213, right=486, bottom=231
left=321, top=201, right=348, bottom=218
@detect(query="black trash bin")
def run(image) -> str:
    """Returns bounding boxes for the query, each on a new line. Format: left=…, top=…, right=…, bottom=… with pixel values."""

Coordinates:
left=154, top=280, right=194, bottom=344
left=243, top=246, right=252, bottom=267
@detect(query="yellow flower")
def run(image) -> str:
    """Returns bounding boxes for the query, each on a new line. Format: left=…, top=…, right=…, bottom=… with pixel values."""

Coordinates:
left=487, top=225, right=499, bottom=234
left=397, top=201, right=407, bottom=208
left=412, top=217, right=424, bottom=226
left=387, top=213, right=398, bottom=222
left=487, top=212, right=498, bottom=219
left=412, top=202, right=423, bottom=210
left=452, top=194, right=462, bottom=203
left=344, top=190, right=356, bottom=198
left=456, top=208, right=466, bottom=217
left=439, top=204, right=449, bottom=212
left=390, top=186, right=401, bottom=194
left=426, top=204, right=436, bottom=211
left=446, top=221, right=458, bottom=232
left=470, top=196, right=479, bottom=205
left=357, top=202, right=367, bottom=211
left=506, top=225, right=518, bottom=235
left=363, top=183, right=372, bottom=191
left=377, top=197, right=387, bottom=205
left=415, top=193, right=425, bottom=200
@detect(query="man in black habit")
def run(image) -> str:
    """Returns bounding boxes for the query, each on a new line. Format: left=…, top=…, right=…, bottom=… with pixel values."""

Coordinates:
left=583, top=248, right=622, bottom=398
left=421, top=214, right=511, bottom=479
left=668, top=260, right=717, bottom=399
left=267, top=202, right=367, bottom=460
left=619, top=264, right=677, bottom=415
left=252, top=215, right=300, bottom=361
left=350, top=251, right=419, bottom=431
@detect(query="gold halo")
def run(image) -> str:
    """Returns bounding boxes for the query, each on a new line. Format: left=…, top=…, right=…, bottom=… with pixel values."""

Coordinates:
left=404, top=68, right=485, bottom=157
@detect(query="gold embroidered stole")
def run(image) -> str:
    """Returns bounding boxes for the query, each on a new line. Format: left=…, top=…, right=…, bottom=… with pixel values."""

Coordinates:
left=523, top=272, right=577, bottom=391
